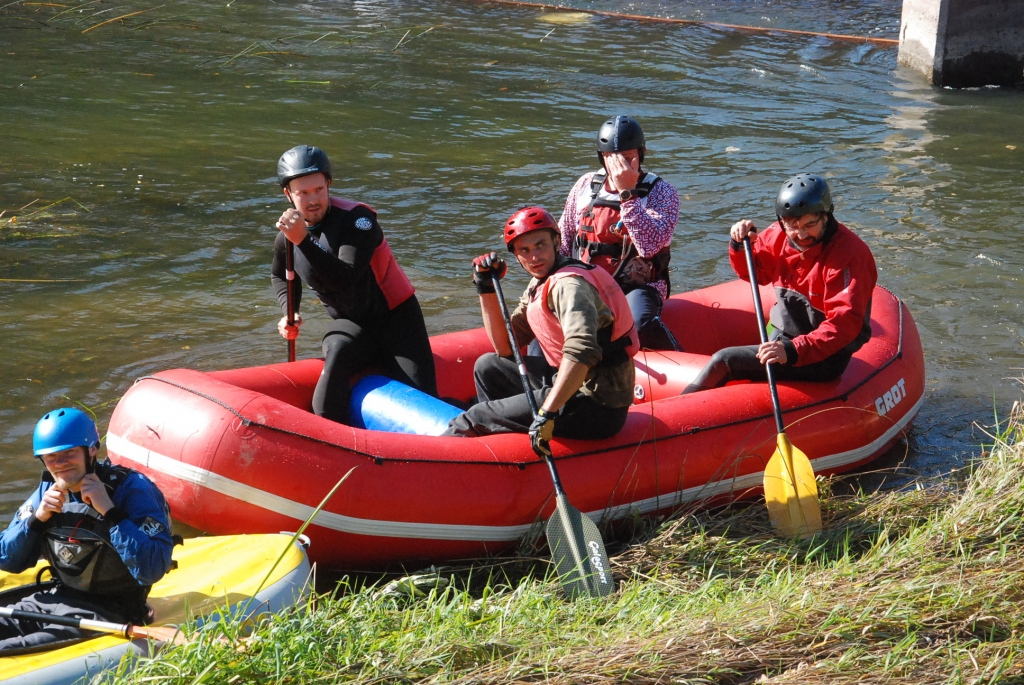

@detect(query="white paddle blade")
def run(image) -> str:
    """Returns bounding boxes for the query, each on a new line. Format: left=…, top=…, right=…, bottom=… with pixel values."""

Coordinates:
left=546, top=494, right=614, bottom=599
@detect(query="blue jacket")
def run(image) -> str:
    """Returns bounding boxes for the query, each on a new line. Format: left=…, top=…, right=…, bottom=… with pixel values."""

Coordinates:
left=0, top=462, right=174, bottom=587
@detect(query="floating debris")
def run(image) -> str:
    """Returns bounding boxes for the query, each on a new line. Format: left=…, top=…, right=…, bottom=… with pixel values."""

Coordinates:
left=538, top=12, right=590, bottom=24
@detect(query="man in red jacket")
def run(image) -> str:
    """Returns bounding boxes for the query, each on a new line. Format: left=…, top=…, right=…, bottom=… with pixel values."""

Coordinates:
left=683, top=174, right=877, bottom=393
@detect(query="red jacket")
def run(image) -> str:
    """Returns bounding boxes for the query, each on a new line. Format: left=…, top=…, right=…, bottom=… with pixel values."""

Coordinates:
left=730, top=220, right=877, bottom=367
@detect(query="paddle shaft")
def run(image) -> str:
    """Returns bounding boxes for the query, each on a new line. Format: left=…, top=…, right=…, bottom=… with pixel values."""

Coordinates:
left=742, top=237, right=785, bottom=435
left=0, top=605, right=181, bottom=642
left=491, top=270, right=615, bottom=598
left=490, top=274, right=566, bottom=495
left=0, top=605, right=128, bottom=636
left=285, top=241, right=297, bottom=363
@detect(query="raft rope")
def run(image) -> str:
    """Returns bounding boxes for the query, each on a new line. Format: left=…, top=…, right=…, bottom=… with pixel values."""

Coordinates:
left=134, top=289, right=903, bottom=467
left=473, top=0, right=899, bottom=46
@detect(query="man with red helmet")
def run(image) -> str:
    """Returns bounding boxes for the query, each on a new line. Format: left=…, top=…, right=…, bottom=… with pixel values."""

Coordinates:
left=443, top=207, right=638, bottom=453
left=271, top=145, right=437, bottom=423
left=558, top=116, right=681, bottom=350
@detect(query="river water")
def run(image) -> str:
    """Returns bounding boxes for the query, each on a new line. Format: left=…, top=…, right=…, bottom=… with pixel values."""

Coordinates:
left=2, top=0, right=1022, bottom=522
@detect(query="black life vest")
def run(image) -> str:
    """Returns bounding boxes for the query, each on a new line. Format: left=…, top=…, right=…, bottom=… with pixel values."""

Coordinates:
left=571, top=171, right=672, bottom=293
left=40, top=463, right=160, bottom=619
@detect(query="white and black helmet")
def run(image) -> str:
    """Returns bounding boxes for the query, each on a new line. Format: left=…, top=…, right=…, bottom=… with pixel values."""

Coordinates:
left=596, top=116, right=645, bottom=153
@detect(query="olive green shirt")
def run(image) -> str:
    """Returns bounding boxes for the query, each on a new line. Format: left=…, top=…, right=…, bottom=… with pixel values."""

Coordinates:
left=509, top=259, right=635, bottom=408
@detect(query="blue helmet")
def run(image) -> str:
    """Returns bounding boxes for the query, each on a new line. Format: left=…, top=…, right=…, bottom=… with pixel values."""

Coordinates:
left=33, top=408, right=100, bottom=457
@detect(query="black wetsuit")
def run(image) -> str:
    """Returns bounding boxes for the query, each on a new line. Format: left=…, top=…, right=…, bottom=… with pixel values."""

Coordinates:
left=270, top=202, right=437, bottom=422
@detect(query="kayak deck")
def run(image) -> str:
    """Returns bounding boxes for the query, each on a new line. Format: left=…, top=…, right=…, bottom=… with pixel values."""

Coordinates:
left=0, top=534, right=310, bottom=685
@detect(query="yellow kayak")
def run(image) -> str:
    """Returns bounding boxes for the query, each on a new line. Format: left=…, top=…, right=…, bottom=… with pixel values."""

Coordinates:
left=0, top=534, right=311, bottom=685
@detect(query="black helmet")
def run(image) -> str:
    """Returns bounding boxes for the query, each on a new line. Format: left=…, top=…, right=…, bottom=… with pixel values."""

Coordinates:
left=596, top=116, right=645, bottom=153
left=775, top=174, right=833, bottom=218
left=277, top=145, right=332, bottom=188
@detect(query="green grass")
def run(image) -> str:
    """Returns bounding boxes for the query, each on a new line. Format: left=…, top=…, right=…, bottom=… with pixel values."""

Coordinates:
left=104, top=401, right=1024, bottom=684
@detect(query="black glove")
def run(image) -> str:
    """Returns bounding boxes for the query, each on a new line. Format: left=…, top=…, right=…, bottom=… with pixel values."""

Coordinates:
left=472, top=251, right=508, bottom=295
left=529, top=408, right=556, bottom=458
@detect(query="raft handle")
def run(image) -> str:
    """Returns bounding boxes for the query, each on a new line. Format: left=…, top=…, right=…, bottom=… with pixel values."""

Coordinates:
left=280, top=532, right=312, bottom=549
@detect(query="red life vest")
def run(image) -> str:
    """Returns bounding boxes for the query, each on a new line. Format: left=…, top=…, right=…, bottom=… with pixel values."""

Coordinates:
left=526, top=262, right=639, bottom=368
left=330, top=197, right=415, bottom=310
left=572, top=171, right=672, bottom=291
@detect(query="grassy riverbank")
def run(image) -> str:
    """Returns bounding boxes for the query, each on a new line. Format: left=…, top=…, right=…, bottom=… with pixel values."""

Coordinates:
left=105, top=402, right=1024, bottom=684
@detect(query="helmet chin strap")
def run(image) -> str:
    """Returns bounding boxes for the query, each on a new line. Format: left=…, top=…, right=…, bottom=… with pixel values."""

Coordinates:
left=86, top=444, right=98, bottom=474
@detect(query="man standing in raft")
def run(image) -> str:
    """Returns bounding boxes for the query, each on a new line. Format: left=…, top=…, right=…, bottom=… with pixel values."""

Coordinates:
left=557, top=116, right=680, bottom=350
left=0, top=408, right=174, bottom=650
left=682, top=174, right=877, bottom=393
left=444, top=207, right=638, bottom=453
left=272, top=145, right=437, bottom=423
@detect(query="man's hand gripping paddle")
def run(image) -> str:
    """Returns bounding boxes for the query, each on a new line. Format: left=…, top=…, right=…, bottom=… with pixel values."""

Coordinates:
left=0, top=606, right=186, bottom=645
left=743, top=236, right=823, bottom=538
left=490, top=271, right=614, bottom=599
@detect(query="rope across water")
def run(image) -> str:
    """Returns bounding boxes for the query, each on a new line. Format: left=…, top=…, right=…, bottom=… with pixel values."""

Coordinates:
left=475, top=0, right=899, bottom=46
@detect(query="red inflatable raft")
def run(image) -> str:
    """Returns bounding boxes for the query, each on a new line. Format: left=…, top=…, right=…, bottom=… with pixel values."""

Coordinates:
left=106, top=280, right=924, bottom=569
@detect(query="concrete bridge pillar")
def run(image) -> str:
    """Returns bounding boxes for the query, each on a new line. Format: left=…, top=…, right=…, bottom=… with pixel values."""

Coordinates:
left=899, top=0, right=1024, bottom=87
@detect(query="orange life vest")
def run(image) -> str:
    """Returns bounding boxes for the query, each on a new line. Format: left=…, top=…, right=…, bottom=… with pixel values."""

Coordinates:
left=330, top=197, right=415, bottom=310
left=525, top=261, right=639, bottom=368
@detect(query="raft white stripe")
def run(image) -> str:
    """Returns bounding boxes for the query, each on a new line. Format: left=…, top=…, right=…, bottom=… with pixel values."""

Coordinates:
left=602, top=395, right=923, bottom=519
left=105, top=432, right=532, bottom=542
left=106, top=397, right=920, bottom=542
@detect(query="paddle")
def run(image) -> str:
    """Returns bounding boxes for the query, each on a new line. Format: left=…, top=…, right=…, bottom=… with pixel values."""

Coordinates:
left=742, top=236, right=823, bottom=538
left=490, top=271, right=614, bottom=599
left=285, top=241, right=297, bottom=363
left=0, top=606, right=186, bottom=645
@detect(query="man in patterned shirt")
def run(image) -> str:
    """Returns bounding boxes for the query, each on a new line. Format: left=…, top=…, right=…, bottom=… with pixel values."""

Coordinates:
left=558, top=116, right=681, bottom=350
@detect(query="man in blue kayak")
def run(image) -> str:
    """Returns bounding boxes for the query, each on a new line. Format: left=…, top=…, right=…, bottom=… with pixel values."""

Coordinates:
left=0, top=408, right=174, bottom=651
left=271, top=145, right=437, bottom=423
left=558, top=116, right=681, bottom=350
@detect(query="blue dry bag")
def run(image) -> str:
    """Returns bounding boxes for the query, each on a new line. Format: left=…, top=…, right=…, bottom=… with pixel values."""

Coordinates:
left=349, top=376, right=462, bottom=436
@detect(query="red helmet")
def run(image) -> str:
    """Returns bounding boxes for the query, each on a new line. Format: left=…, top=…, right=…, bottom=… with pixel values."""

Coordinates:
left=503, top=206, right=559, bottom=251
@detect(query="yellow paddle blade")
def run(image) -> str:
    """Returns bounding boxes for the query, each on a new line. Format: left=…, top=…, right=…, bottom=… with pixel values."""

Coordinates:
left=763, top=433, right=822, bottom=538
